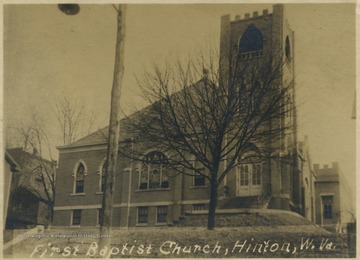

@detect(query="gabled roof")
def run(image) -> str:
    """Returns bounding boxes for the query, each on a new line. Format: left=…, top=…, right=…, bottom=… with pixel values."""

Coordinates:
left=57, top=126, right=110, bottom=149
left=57, top=100, right=156, bottom=150
left=57, top=119, right=134, bottom=150
left=7, top=147, right=56, bottom=166
left=6, top=147, right=55, bottom=200
left=57, top=78, right=210, bottom=151
left=5, top=151, right=21, bottom=172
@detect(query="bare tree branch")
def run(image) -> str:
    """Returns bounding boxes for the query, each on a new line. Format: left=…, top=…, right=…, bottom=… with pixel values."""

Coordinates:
left=14, top=113, right=57, bottom=222
left=124, top=47, right=296, bottom=230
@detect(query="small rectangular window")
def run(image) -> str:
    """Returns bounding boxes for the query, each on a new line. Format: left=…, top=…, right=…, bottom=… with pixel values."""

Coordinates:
left=157, top=206, right=168, bottom=223
left=193, top=204, right=205, bottom=211
left=322, top=196, right=333, bottom=219
left=194, top=168, right=206, bottom=187
left=137, top=207, right=148, bottom=224
left=72, top=210, right=81, bottom=226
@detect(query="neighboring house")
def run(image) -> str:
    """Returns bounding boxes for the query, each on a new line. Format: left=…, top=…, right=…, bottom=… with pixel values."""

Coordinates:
left=314, top=162, right=341, bottom=229
left=53, top=4, right=308, bottom=228
left=5, top=148, right=57, bottom=228
left=4, top=152, right=21, bottom=228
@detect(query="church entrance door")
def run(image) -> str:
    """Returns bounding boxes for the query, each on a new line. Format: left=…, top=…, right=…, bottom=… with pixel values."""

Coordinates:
left=236, top=163, right=262, bottom=197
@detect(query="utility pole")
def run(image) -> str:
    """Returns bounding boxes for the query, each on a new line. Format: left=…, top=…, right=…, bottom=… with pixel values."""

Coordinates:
left=100, top=4, right=126, bottom=250
left=58, top=4, right=127, bottom=252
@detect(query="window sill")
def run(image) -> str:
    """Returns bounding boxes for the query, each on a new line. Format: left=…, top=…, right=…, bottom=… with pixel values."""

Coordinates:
left=70, top=193, right=85, bottom=196
left=96, top=192, right=103, bottom=195
left=135, top=188, right=171, bottom=192
left=136, top=223, right=148, bottom=227
left=155, top=222, right=168, bottom=226
left=69, top=225, right=81, bottom=228
left=189, top=186, right=208, bottom=189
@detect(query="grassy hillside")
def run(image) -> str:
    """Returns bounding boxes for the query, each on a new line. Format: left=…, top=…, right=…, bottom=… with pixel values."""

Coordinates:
left=3, top=210, right=353, bottom=258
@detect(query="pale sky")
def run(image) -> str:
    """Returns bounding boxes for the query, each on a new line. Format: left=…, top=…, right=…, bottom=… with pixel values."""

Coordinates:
left=3, top=3, right=356, bottom=210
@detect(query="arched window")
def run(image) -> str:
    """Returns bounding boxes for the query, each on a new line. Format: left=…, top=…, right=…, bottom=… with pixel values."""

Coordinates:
left=239, top=26, right=264, bottom=59
left=139, top=151, right=169, bottom=190
left=75, top=163, right=85, bottom=193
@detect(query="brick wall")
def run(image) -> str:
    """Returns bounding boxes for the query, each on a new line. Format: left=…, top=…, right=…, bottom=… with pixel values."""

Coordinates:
left=53, top=4, right=300, bottom=228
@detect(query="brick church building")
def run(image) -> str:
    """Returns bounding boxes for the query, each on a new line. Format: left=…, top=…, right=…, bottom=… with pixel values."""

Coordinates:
left=53, top=5, right=306, bottom=227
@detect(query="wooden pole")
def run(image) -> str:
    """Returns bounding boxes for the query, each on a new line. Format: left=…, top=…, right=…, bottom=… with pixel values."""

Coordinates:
left=99, top=4, right=126, bottom=251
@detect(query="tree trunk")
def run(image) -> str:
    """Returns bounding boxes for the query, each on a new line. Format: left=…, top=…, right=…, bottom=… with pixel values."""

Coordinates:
left=99, top=4, right=126, bottom=252
left=207, top=177, right=218, bottom=230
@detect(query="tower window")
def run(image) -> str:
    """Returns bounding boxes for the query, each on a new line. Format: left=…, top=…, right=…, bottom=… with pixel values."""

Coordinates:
left=322, top=195, right=333, bottom=219
left=239, top=25, right=264, bottom=59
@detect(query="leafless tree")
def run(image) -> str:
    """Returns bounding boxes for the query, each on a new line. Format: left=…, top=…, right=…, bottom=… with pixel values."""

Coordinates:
left=54, top=96, right=84, bottom=145
left=126, top=48, right=295, bottom=230
left=54, top=96, right=100, bottom=145
left=16, top=113, right=57, bottom=222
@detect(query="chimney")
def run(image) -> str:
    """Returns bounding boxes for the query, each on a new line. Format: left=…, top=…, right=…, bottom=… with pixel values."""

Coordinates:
left=244, top=13, right=250, bottom=19
left=263, top=9, right=269, bottom=16
left=253, top=11, right=258, bottom=18
left=235, top=15, right=241, bottom=21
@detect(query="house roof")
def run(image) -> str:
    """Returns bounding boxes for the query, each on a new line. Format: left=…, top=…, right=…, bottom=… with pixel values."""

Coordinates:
left=6, top=147, right=55, bottom=200
left=7, top=147, right=56, bottom=166
left=5, top=151, right=21, bottom=172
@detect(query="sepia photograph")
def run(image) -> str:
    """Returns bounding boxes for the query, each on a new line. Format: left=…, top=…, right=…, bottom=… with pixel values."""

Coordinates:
left=2, top=2, right=356, bottom=258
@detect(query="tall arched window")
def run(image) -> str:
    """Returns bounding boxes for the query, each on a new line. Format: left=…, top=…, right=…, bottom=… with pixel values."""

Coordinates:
left=239, top=26, right=264, bottom=59
left=139, top=151, right=169, bottom=190
left=75, top=163, right=85, bottom=193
